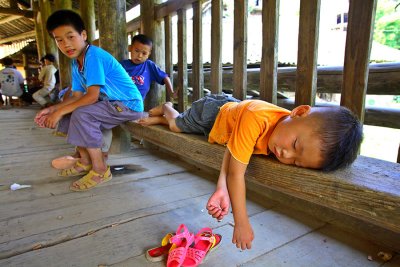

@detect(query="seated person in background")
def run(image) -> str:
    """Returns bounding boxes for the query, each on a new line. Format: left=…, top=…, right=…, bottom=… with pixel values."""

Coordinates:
left=0, top=57, right=32, bottom=107
left=138, top=94, right=363, bottom=250
left=32, top=54, right=58, bottom=107
left=120, top=33, right=175, bottom=100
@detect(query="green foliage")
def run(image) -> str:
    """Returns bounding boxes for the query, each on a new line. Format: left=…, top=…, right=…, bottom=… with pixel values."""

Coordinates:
left=374, top=0, right=400, bottom=49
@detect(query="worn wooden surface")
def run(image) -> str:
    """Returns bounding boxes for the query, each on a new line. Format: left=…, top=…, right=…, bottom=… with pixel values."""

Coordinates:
left=125, top=122, right=400, bottom=252
left=0, top=107, right=397, bottom=266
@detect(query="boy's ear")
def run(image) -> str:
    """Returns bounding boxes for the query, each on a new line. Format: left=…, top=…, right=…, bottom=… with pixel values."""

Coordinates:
left=81, top=30, right=87, bottom=41
left=128, top=44, right=132, bottom=51
left=290, top=105, right=311, bottom=118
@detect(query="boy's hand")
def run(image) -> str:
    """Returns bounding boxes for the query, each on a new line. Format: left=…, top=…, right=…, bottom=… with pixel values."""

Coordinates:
left=232, top=221, right=254, bottom=250
left=34, top=108, right=51, bottom=127
left=206, top=187, right=230, bottom=221
left=44, top=111, right=62, bottom=129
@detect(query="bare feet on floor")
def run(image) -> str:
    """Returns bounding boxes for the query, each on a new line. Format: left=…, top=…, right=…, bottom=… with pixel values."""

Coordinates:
left=148, top=102, right=173, bottom=117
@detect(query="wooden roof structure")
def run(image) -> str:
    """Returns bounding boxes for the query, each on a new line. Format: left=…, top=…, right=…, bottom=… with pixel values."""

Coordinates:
left=0, top=0, right=139, bottom=55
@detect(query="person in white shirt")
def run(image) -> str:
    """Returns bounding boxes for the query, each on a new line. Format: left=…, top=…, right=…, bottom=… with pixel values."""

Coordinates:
left=0, top=57, right=31, bottom=107
left=32, top=54, right=58, bottom=107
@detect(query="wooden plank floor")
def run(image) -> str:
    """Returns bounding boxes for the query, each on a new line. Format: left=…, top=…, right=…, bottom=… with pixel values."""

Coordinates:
left=0, top=107, right=398, bottom=267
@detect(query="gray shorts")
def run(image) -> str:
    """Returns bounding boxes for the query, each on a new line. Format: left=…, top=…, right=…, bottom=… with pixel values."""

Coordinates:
left=175, top=94, right=239, bottom=136
left=58, top=100, right=143, bottom=148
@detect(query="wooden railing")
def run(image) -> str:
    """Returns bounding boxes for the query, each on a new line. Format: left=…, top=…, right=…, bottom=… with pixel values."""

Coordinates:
left=126, top=0, right=399, bottom=130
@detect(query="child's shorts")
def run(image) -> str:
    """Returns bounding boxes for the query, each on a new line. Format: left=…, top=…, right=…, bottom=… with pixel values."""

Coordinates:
left=175, top=93, right=239, bottom=136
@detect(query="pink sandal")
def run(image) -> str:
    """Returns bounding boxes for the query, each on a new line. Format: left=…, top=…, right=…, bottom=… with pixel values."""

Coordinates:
left=167, top=224, right=194, bottom=267
left=145, top=232, right=175, bottom=262
left=182, top=228, right=222, bottom=267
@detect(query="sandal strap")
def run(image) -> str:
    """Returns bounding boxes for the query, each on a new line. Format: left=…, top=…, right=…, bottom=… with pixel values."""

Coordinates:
left=75, top=161, right=92, bottom=171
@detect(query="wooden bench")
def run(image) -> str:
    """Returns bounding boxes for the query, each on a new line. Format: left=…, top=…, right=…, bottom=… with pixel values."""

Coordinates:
left=124, top=122, right=400, bottom=252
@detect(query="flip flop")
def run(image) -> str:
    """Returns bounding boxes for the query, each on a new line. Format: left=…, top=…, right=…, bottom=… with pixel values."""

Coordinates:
left=167, top=224, right=194, bottom=267
left=51, top=156, right=80, bottom=170
left=182, top=228, right=222, bottom=267
left=70, top=166, right=112, bottom=191
left=145, top=232, right=175, bottom=262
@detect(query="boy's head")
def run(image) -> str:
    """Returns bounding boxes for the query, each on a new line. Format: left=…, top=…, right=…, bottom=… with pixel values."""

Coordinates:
left=268, top=105, right=363, bottom=171
left=46, top=10, right=88, bottom=60
left=129, top=34, right=153, bottom=64
left=2, top=57, right=13, bottom=67
left=43, top=54, right=55, bottom=65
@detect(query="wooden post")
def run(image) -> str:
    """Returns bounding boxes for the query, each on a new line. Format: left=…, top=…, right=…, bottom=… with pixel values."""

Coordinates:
left=177, top=8, right=188, bottom=112
left=295, top=0, right=320, bottom=106
left=191, top=0, right=204, bottom=101
left=98, top=0, right=130, bottom=154
left=80, top=0, right=96, bottom=43
left=39, top=0, right=58, bottom=56
left=54, top=0, right=72, bottom=89
left=397, top=144, right=400, bottom=164
left=341, top=0, right=377, bottom=121
left=259, top=0, right=279, bottom=104
left=32, top=1, right=45, bottom=59
left=141, top=0, right=164, bottom=110
left=211, top=0, right=223, bottom=94
left=164, top=15, right=174, bottom=102
left=233, top=0, right=248, bottom=100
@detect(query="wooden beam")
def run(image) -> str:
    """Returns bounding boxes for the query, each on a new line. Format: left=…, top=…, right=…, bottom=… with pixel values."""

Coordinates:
left=233, top=0, right=248, bottom=100
left=126, top=17, right=141, bottom=33
left=295, top=0, right=321, bottom=106
left=155, top=0, right=199, bottom=19
left=341, top=0, right=377, bottom=121
left=191, top=0, right=203, bottom=101
left=55, top=0, right=72, bottom=89
left=98, top=0, right=129, bottom=154
left=80, top=0, right=95, bottom=43
left=194, top=63, right=400, bottom=96
left=0, top=7, right=33, bottom=18
left=211, top=0, right=223, bottom=94
left=177, top=8, right=188, bottom=112
left=0, top=30, right=35, bottom=44
left=164, top=15, right=174, bottom=102
left=259, top=0, right=279, bottom=104
left=0, top=15, right=19, bottom=25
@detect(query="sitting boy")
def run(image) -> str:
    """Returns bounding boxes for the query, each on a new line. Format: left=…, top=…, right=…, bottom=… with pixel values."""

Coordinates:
left=138, top=94, right=363, bottom=250
left=120, top=33, right=175, bottom=100
left=34, top=9, right=144, bottom=191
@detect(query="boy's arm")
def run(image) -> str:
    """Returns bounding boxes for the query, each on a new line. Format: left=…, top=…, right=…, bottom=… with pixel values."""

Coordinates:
left=207, top=149, right=231, bottom=220
left=227, top=152, right=254, bottom=250
left=163, top=76, right=176, bottom=98
left=44, top=86, right=100, bottom=128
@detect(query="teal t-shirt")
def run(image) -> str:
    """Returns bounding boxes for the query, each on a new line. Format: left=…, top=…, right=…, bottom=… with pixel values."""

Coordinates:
left=71, top=45, right=143, bottom=112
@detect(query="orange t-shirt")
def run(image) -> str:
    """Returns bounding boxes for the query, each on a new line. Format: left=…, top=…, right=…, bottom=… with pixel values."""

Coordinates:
left=208, top=100, right=290, bottom=164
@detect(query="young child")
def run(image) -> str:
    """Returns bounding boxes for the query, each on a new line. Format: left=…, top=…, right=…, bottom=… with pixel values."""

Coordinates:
left=32, top=54, right=58, bottom=107
left=120, top=34, right=175, bottom=100
left=138, top=94, right=363, bottom=250
left=34, top=9, right=144, bottom=191
left=53, top=34, right=176, bottom=169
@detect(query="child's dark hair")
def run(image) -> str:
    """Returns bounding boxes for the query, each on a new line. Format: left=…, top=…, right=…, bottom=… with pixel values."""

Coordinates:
left=46, top=9, right=86, bottom=35
left=315, top=106, right=363, bottom=171
left=43, top=53, right=55, bottom=63
left=131, top=34, right=153, bottom=47
left=2, top=57, right=13, bottom=66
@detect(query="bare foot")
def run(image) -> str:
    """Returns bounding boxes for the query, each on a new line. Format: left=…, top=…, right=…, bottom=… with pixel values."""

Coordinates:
left=138, top=116, right=167, bottom=126
left=148, top=102, right=173, bottom=117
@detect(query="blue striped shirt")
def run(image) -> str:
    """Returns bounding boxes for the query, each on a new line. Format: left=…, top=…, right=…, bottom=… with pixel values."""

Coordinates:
left=71, top=45, right=143, bottom=112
